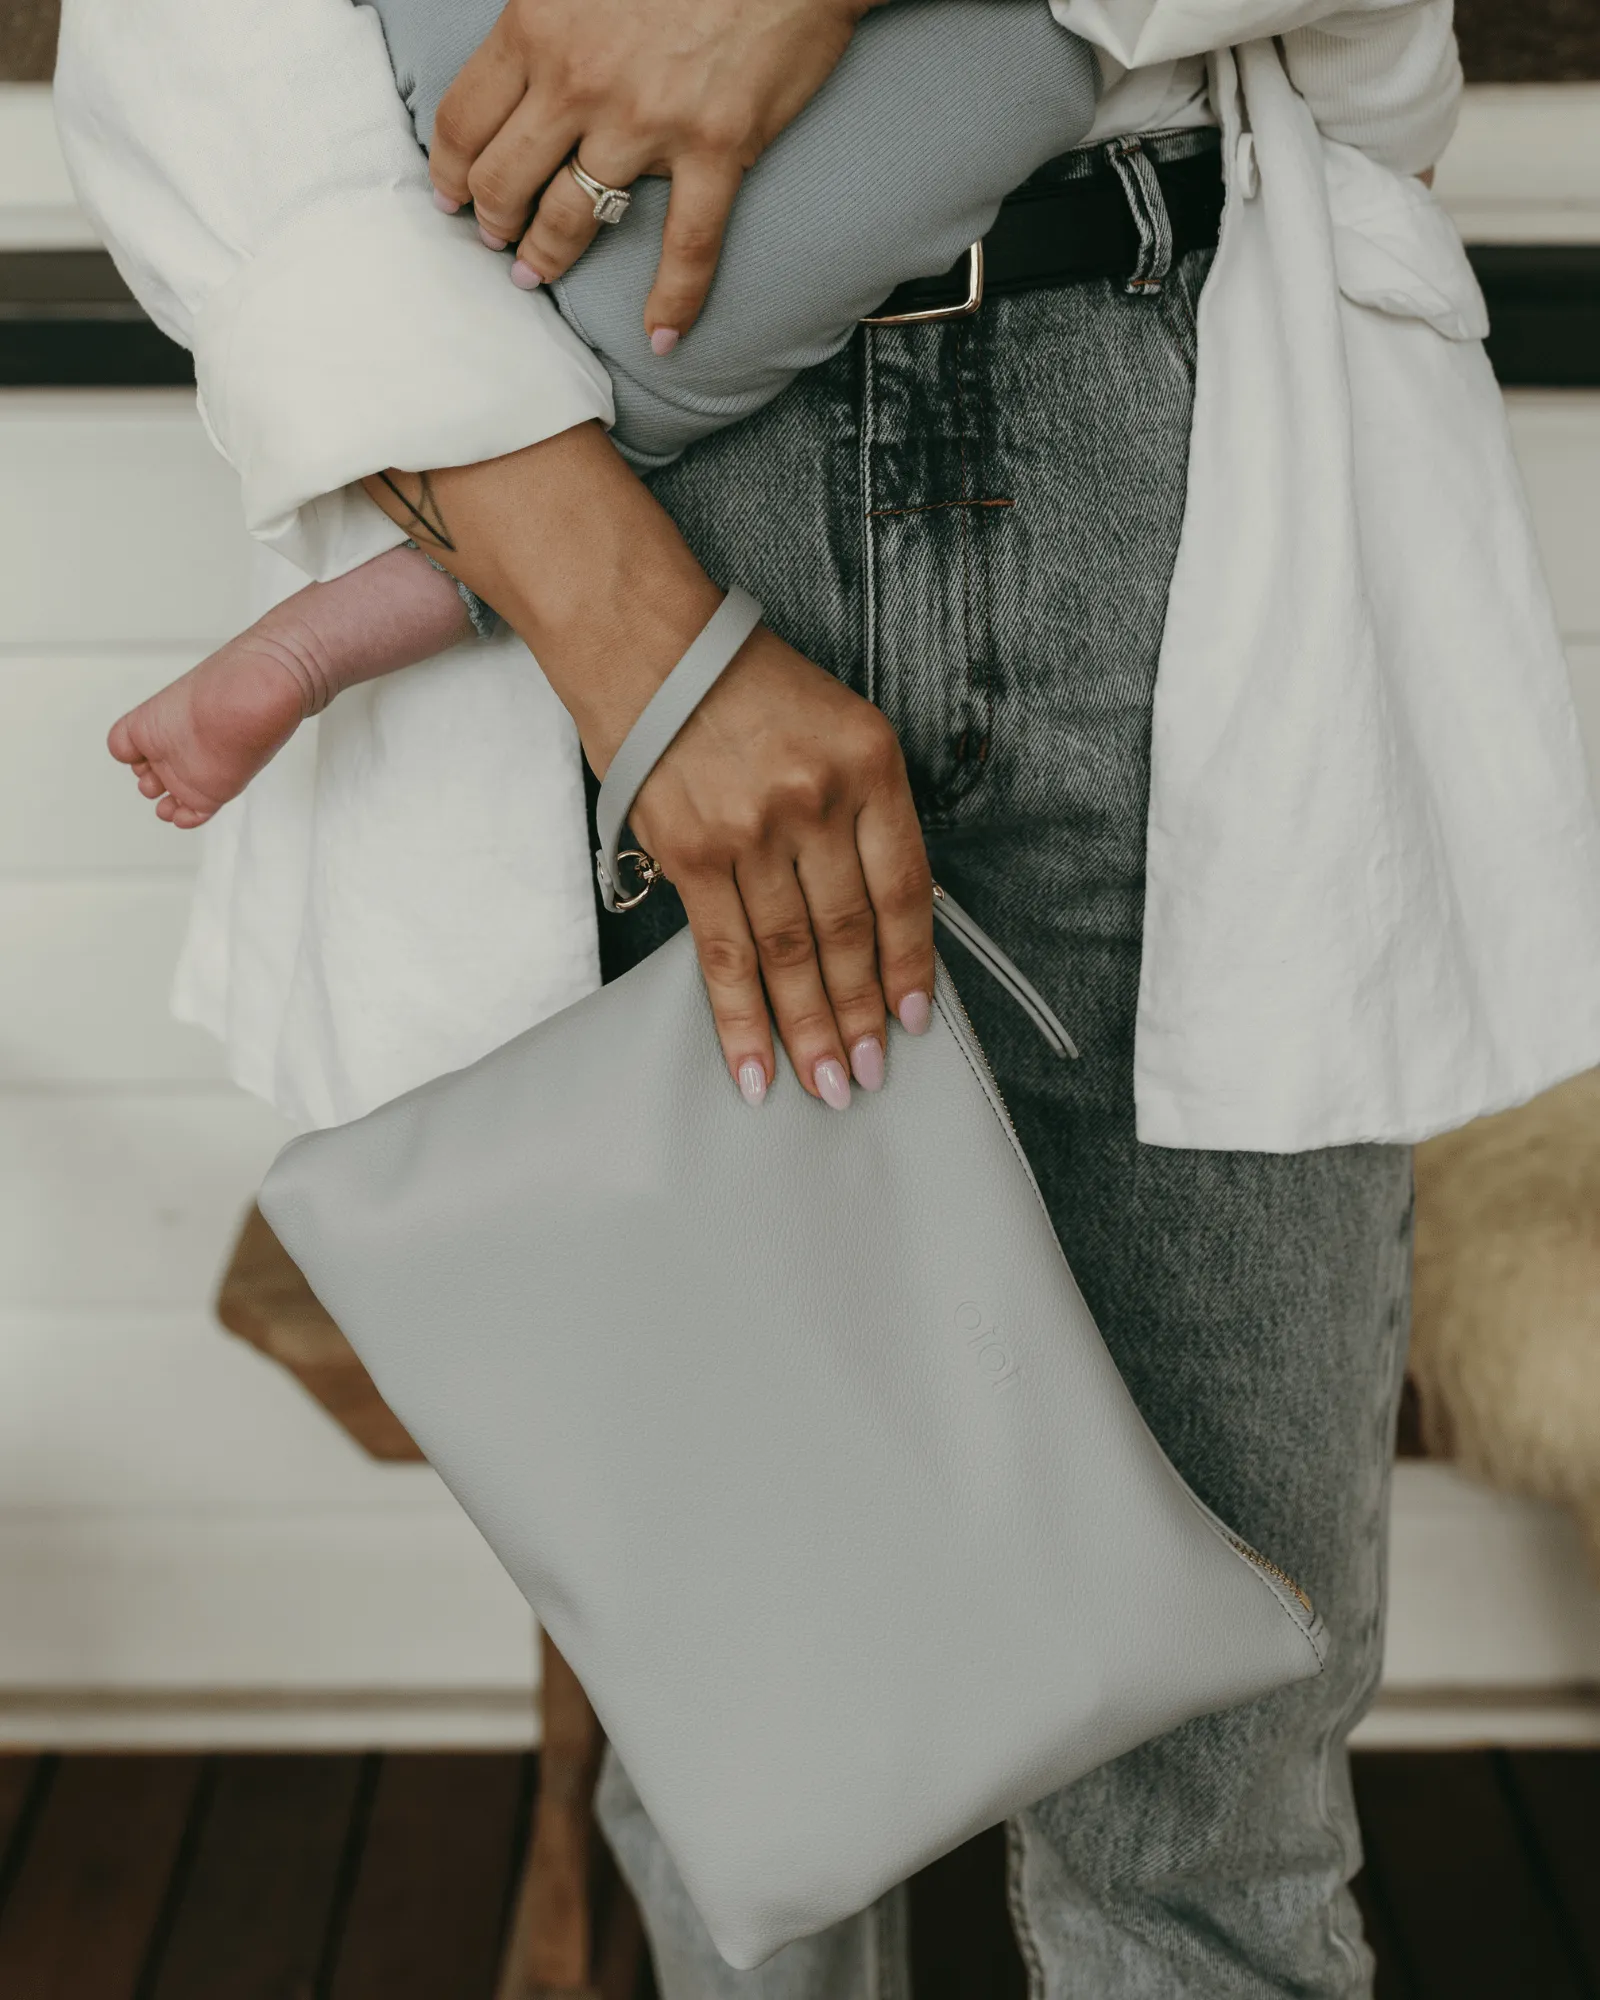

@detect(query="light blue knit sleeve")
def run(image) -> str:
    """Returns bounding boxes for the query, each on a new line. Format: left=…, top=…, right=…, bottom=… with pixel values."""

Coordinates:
left=408, top=541, right=502, bottom=641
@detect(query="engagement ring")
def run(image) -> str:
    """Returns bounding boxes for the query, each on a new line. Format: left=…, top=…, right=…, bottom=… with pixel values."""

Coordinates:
left=568, top=155, right=632, bottom=226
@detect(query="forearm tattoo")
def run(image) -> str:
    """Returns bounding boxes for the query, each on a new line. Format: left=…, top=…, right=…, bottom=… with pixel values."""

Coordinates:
left=374, top=470, right=456, bottom=552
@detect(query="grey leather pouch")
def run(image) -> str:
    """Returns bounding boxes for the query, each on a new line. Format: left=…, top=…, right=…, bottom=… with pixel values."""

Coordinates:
left=260, top=591, right=1325, bottom=1971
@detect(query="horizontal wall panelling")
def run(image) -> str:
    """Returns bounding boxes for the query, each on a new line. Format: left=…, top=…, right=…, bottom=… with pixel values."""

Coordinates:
left=1439, top=85, right=1600, bottom=243
left=0, top=1512, right=532, bottom=1696
left=1504, top=392, right=1600, bottom=636
left=0, top=391, right=250, bottom=645
left=0, top=1090, right=294, bottom=1308
left=0, top=881, right=222, bottom=1082
left=3, top=117, right=1600, bottom=1749
left=0, top=85, right=93, bottom=247
left=0, top=650, right=208, bottom=873
left=0, top=1309, right=449, bottom=1513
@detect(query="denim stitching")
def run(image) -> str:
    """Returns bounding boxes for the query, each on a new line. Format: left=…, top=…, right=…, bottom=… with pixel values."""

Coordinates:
left=1005, top=1817, right=1048, bottom=2000
left=953, top=320, right=977, bottom=692
left=867, top=497, right=1014, bottom=520
left=971, top=309, right=1003, bottom=764
left=859, top=325, right=880, bottom=711
left=950, top=320, right=997, bottom=784
left=1315, top=1162, right=1416, bottom=1993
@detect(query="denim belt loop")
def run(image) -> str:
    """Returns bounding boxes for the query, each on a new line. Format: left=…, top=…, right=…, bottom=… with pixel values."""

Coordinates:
left=1105, top=135, right=1174, bottom=296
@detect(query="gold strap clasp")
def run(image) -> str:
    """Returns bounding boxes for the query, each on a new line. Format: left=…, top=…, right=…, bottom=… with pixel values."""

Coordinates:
left=611, top=848, right=663, bottom=913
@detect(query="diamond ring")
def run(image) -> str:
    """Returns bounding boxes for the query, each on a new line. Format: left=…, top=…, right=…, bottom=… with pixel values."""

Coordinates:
left=567, top=155, right=633, bottom=226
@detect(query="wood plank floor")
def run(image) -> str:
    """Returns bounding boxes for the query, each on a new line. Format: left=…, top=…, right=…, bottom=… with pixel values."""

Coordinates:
left=0, top=1750, right=1594, bottom=1997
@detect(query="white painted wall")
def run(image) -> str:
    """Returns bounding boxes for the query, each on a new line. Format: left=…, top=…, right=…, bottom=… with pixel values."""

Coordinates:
left=0, top=392, right=537, bottom=1749
left=3, top=88, right=1600, bottom=1749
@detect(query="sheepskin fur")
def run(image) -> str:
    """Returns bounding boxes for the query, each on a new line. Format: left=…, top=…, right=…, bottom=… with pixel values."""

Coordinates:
left=1410, top=1069, right=1600, bottom=1572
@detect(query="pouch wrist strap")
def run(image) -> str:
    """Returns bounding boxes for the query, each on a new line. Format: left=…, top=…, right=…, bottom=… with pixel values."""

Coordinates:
left=595, top=586, right=764, bottom=912
left=932, top=887, right=1077, bottom=1059
left=592, top=584, right=1075, bottom=1059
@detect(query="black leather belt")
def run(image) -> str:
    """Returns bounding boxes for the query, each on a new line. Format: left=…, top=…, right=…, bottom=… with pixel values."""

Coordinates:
left=864, top=133, right=1225, bottom=325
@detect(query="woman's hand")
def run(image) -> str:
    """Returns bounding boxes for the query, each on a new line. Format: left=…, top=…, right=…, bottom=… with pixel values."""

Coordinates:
left=362, top=425, right=935, bottom=1108
left=428, top=0, right=878, bottom=347
left=627, top=629, right=935, bottom=1106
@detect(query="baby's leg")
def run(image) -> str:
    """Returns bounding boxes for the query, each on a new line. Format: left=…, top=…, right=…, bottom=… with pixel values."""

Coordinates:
left=109, top=546, right=469, bottom=827
left=369, top=0, right=1098, bottom=469
left=556, top=0, right=1099, bottom=465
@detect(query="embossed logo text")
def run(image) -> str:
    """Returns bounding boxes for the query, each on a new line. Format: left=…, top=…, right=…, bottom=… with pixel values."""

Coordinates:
left=954, top=1300, right=1020, bottom=1391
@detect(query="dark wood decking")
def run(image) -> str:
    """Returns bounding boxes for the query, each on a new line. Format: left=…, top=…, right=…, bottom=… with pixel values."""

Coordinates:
left=0, top=1750, right=1595, bottom=1998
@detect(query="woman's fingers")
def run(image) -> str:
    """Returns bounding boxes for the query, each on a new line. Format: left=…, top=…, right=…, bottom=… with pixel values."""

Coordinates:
left=644, top=155, right=745, bottom=344
left=793, top=831, right=890, bottom=1091
left=674, top=873, right=777, bottom=1107
left=629, top=630, right=933, bottom=1107
left=855, top=770, right=937, bottom=1036
left=513, top=135, right=645, bottom=285
left=457, top=97, right=580, bottom=256
left=735, top=853, right=853, bottom=1107
left=429, top=27, right=530, bottom=207
left=428, top=0, right=866, bottom=308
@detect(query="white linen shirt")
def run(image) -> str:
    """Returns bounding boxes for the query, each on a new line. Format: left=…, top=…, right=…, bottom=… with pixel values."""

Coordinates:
left=53, top=0, right=1600, bottom=1146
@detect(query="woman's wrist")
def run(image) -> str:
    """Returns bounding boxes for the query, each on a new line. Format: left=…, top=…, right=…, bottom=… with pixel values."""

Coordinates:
left=363, top=417, right=935, bottom=1110
left=363, top=423, right=723, bottom=770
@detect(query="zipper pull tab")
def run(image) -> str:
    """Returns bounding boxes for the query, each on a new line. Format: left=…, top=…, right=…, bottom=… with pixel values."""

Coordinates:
left=931, top=885, right=1079, bottom=1060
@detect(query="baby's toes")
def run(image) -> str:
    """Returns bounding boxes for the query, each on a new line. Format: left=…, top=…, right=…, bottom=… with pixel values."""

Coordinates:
left=170, top=803, right=212, bottom=830
left=108, top=712, right=143, bottom=765
left=137, top=765, right=167, bottom=800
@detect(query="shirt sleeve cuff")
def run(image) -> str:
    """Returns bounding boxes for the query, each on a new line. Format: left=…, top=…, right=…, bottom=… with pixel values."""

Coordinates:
left=192, top=184, right=616, bottom=580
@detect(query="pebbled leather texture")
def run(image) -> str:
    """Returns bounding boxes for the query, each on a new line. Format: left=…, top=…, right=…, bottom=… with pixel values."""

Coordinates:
left=259, top=929, right=1324, bottom=1970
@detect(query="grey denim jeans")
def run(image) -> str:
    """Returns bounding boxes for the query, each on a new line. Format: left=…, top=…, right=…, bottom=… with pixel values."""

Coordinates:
left=589, top=205, right=1414, bottom=1999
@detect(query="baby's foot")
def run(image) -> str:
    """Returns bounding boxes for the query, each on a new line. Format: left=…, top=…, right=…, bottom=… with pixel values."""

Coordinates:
left=108, top=639, right=318, bottom=828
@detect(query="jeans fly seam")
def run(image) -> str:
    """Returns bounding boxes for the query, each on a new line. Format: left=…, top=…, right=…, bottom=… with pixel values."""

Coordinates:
left=952, top=321, right=996, bottom=773
left=952, top=327, right=977, bottom=706
left=1005, top=1816, right=1048, bottom=2000
left=974, top=319, right=1001, bottom=761
left=860, top=325, right=880, bottom=710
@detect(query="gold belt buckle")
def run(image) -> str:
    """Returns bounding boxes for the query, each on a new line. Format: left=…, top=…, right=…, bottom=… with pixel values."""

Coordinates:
left=861, top=242, right=984, bottom=326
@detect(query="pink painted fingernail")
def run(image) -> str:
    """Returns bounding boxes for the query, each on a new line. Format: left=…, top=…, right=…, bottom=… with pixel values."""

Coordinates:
left=737, top=1059, right=767, bottom=1108
left=814, top=1058, right=852, bottom=1111
left=898, top=990, right=932, bottom=1036
left=478, top=225, right=508, bottom=251
left=850, top=1036, right=885, bottom=1092
left=649, top=327, right=681, bottom=357
left=432, top=189, right=462, bottom=214
left=510, top=260, right=543, bottom=290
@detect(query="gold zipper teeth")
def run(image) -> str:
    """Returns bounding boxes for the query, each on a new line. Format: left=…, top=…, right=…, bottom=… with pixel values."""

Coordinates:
left=930, top=884, right=1031, bottom=1140
left=933, top=910, right=1317, bottom=1623
left=937, top=966, right=1021, bottom=1137
left=1229, top=1537, right=1313, bottom=1614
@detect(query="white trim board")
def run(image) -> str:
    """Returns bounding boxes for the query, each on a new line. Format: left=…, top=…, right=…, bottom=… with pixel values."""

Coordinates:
left=1380, top=1463, right=1600, bottom=1694
left=4, top=81, right=1600, bottom=253
left=1354, top=1688, right=1600, bottom=1750
left=0, top=1689, right=541, bottom=1753
left=0, top=85, right=99, bottom=251
left=1436, top=84, right=1600, bottom=244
